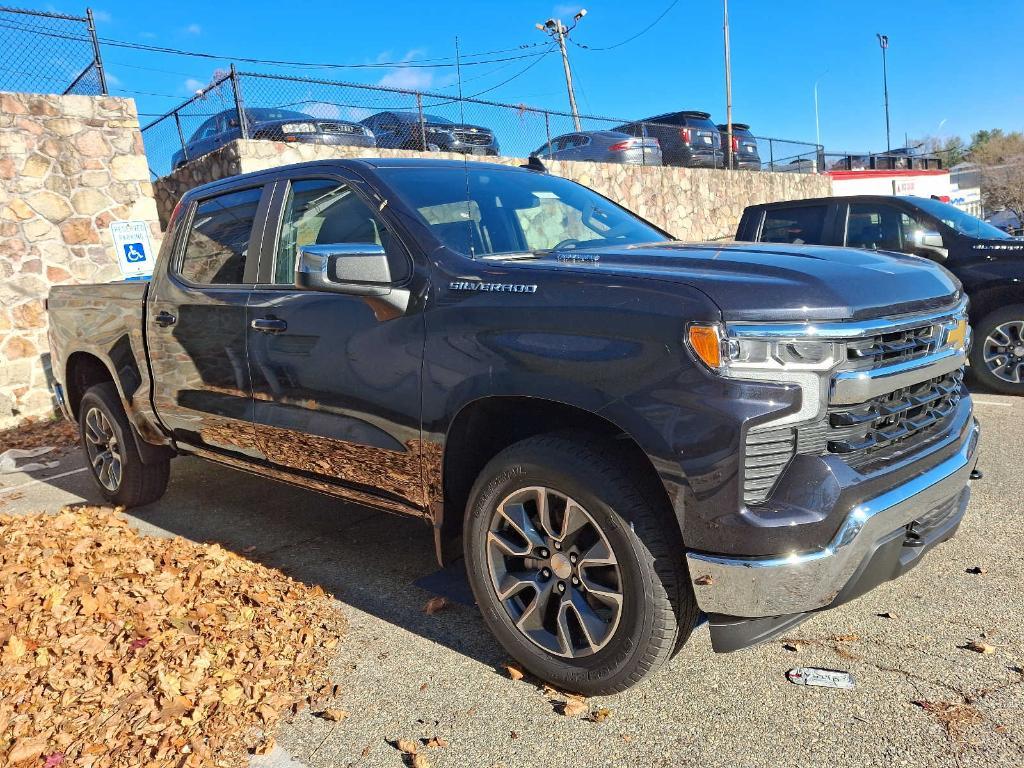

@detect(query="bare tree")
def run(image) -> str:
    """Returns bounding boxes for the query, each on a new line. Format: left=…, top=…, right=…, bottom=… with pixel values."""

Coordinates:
left=970, top=131, right=1024, bottom=223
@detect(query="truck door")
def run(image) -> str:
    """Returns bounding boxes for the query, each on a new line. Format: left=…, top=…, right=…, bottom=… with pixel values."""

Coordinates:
left=147, top=183, right=273, bottom=459
left=245, top=175, right=426, bottom=509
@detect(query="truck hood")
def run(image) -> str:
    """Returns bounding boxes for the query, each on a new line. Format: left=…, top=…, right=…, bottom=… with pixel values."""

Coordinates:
left=505, top=241, right=961, bottom=322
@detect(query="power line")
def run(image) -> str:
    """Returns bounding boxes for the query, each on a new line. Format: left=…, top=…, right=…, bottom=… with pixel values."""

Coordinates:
left=0, top=17, right=547, bottom=69
left=572, top=0, right=680, bottom=51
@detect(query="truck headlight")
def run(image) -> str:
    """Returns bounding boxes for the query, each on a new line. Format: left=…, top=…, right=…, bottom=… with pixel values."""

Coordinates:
left=281, top=122, right=316, bottom=134
left=687, top=323, right=842, bottom=427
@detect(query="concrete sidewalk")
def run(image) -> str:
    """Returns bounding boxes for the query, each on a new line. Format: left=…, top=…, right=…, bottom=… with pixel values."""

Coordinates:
left=1, top=394, right=1021, bottom=768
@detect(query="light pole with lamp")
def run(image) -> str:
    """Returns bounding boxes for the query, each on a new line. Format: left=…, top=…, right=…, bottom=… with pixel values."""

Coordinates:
left=536, top=10, right=587, bottom=131
left=877, top=33, right=891, bottom=155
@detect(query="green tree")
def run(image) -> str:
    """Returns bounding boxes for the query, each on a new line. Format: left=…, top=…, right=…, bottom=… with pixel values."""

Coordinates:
left=968, top=130, right=1024, bottom=224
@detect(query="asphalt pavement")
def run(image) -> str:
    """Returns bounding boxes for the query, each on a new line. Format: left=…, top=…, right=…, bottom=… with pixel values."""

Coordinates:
left=1, top=392, right=1021, bottom=768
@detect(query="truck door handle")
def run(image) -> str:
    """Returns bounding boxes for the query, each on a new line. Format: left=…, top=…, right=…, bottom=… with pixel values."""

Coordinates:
left=251, top=317, right=288, bottom=334
left=154, top=311, right=177, bottom=327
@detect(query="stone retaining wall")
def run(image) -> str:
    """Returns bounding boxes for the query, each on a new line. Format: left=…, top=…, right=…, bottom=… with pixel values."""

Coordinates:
left=0, top=92, right=161, bottom=427
left=153, top=139, right=832, bottom=240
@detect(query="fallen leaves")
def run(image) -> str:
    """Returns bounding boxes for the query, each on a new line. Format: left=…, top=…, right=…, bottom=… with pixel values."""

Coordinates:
left=0, top=505, right=345, bottom=767
left=912, top=700, right=984, bottom=742
left=423, top=596, right=448, bottom=615
left=503, top=664, right=524, bottom=681
left=560, top=698, right=588, bottom=717
left=396, top=739, right=420, bottom=754
left=0, top=417, right=78, bottom=456
left=586, top=707, right=612, bottom=723
left=317, top=709, right=350, bottom=722
left=964, top=640, right=996, bottom=655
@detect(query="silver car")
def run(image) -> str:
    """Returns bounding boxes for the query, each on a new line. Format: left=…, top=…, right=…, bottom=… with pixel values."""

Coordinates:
left=532, top=130, right=662, bottom=166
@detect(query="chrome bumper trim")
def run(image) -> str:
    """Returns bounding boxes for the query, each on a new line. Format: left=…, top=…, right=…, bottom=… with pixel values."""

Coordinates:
left=830, top=347, right=966, bottom=405
left=686, top=419, right=980, bottom=618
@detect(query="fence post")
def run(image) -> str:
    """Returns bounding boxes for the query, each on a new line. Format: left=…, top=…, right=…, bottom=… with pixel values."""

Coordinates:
left=768, top=139, right=775, bottom=171
left=230, top=64, right=249, bottom=140
left=173, top=111, right=189, bottom=163
left=544, top=112, right=552, bottom=157
left=85, top=8, right=107, bottom=95
left=416, top=92, right=427, bottom=151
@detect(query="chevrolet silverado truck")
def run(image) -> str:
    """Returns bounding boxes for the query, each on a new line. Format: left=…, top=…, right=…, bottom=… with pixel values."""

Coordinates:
left=737, top=194, right=1024, bottom=395
left=48, top=159, right=981, bottom=694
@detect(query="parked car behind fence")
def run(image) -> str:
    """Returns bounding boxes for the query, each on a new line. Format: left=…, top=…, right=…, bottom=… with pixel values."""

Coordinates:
left=361, top=111, right=499, bottom=156
left=718, top=123, right=761, bottom=171
left=532, top=131, right=662, bottom=166
left=614, top=110, right=723, bottom=169
left=171, top=108, right=374, bottom=170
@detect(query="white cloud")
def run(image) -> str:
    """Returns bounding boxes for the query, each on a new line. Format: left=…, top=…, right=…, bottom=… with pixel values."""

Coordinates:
left=104, top=71, right=121, bottom=86
left=183, top=77, right=205, bottom=93
left=183, top=23, right=201, bottom=35
left=92, top=9, right=112, bottom=23
left=551, top=4, right=580, bottom=20
left=376, top=49, right=435, bottom=91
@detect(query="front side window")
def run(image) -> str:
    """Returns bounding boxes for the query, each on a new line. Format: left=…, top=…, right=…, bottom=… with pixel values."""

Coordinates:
left=907, top=196, right=1012, bottom=240
left=760, top=205, right=827, bottom=244
left=377, top=167, right=667, bottom=257
left=179, top=186, right=263, bottom=285
left=846, top=203, right=933, bottom=252
left=274, top=179, right=408, bottom=284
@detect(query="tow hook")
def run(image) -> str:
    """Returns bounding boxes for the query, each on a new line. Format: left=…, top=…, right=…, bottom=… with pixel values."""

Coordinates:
left=970, top=468, right=983, bottom=480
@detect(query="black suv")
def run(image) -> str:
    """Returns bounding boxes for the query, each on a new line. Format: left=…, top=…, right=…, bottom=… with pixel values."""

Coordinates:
left=614, top=110, right=723, bottom=168
left=361, top=111, right=499, bottom=156
left=737, top=194, right=1024, bottom=393
left=718, top=122, right=761, bottom=170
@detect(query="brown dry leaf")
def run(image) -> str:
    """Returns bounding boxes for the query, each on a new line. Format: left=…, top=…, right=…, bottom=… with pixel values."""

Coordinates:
left=396, top=738, right=419, bottom=754
left=503, top=664, right=524, bottom=681
left=965, top=640, right=996, bottom=654
left=833, top=634, right=859, bottom=643
left=360, top=745, right=372, bottom=757
left=411, top=754, right=431, bottom=768
left=425, top=737, right=449, bottom=748
left=0, top=506, right=345, bottom=768
left=424, top=596, right=448, bottom=615
left=693, top=575, right=713, bottom=586
left=782, top=642, right=800, bottom=652
left=253, top=737, right=275, bottom=756
left=6, top=737, right=48, bottom=765
left=586, top=707, right=612, bottom=723
left=561, top=698, right=588, bottom=717
left=319, top=709, right=350, bottom=722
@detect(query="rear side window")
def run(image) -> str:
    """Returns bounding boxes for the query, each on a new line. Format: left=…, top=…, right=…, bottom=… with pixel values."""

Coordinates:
left=760, top=205, right=827, bottom=245
left=180, top=187, right=263, bottom=284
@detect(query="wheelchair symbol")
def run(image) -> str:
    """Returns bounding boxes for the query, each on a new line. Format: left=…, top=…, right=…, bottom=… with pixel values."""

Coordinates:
left=123, top=242, right=146, bottom=263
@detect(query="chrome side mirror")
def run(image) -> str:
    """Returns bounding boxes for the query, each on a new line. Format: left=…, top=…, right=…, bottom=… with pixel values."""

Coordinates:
left=296, top=243, right=410, bottom=312
left=912, top=229, right=948, bottom=261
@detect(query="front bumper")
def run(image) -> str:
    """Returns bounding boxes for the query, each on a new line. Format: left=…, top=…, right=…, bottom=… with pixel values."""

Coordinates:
left=686, top=416, right=980, bottom=621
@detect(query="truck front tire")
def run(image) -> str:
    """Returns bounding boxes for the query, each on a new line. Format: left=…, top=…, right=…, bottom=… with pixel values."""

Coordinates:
left=970, top=304, right=1024, bottom=395
left=78, top=382, right=170, bottom=507
left=464, top=433, right=698, bottom=695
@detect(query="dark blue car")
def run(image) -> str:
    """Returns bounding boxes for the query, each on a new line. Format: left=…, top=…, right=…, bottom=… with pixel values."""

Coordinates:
left=360, top=111, right=499, bottom=156
left=171, top=108, right=375, bottom=169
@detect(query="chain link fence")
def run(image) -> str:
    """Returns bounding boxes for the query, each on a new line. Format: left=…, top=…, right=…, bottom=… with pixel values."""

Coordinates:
left=141, top=70, right=824, bottom=180
left=0, top=5, right=107, bottom=96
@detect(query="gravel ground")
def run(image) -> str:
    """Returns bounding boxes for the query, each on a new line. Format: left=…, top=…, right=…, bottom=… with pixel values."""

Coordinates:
left=1, top=392, right=1021, bottom=768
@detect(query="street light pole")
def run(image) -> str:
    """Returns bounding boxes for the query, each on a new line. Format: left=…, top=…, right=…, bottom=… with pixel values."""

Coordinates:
left=723, top=0, right=733, bottom=169
left=537, top=10, right=587, bottom=131
left=877, top=33, right=891, bottom=154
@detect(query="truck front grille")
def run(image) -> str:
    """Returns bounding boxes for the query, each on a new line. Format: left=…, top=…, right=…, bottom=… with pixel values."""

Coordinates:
left=453, top=129, right=491, bottom=146
left=798, top=370, right=963, bottom=470
left=843, top=320, right=942, bottom=370
left=318, top=122, right=359, bottom=134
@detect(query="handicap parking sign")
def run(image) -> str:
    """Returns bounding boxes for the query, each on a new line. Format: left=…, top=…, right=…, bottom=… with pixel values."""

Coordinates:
left=123, top=242, right=145, bottom=263
left=110, top=221, right=154, bottom=279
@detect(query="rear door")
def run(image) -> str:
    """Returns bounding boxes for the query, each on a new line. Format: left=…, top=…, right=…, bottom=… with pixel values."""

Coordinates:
left=757, top=203, right=831, bottom=245
left=245, top=172, right=427, bottom=509
left=147, top=182, right=274, bottom=459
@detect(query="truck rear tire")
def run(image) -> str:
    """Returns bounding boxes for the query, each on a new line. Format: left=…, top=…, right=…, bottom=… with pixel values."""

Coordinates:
left=78, top=382, right=169, bottom=507
left=969, top=304, right=1024, bottom=395
left=463, top=432, right=698, bottom=695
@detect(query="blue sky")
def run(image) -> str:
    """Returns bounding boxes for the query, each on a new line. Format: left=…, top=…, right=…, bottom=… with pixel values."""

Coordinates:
left=22, top=0, right=1024, bottom=152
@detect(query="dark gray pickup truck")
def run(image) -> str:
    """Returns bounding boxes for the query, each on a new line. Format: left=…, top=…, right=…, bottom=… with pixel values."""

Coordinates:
left=47, top=158, right=981, bottom=694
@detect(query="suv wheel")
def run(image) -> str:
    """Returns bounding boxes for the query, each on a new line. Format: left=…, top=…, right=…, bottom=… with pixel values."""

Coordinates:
left=78, top=382, right=170, bottom=507
left=970, top=305, right=1024, bottom=395
left=464, top=433, right=698, bottom=695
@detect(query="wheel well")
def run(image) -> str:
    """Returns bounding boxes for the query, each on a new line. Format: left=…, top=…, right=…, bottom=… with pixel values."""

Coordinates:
left=65, top=353, right=115, bottom=419
left=438, top=397, right=671, bottom=560
left=969, top=285, right=1024, bottom=325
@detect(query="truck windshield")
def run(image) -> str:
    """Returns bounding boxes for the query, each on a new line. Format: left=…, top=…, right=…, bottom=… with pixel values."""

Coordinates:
left=377, top=166, right=669, bottom=257
left=908, top=197, right=1012, bottom=240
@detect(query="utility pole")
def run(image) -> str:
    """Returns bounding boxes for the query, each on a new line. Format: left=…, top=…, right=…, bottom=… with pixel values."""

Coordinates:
left=877, top=33, right=891, bottom=154
left=536, top=9, right=587, bottom=131
left=723, top=0, right=733, bottom=169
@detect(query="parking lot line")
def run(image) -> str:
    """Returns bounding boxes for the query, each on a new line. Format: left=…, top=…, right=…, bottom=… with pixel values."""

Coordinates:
left=0, top=466, right=88, bottom=494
